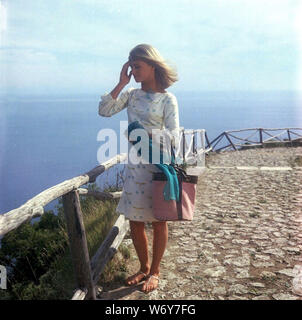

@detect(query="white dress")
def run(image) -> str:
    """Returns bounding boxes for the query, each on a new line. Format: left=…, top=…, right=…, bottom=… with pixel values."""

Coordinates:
left=98, top=87, right=180, bottom=222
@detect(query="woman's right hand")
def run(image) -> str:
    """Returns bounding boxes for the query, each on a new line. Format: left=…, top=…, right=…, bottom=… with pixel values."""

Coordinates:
left=119, top=61, right=132, bottom=86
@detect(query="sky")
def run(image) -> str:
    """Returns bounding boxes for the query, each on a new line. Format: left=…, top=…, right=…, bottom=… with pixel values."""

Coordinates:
left=0, top=0, right=302, bottom=95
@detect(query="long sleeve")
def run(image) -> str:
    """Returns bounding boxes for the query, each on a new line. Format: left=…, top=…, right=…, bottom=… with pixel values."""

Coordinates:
left=98, top=88, right=134, bottom=117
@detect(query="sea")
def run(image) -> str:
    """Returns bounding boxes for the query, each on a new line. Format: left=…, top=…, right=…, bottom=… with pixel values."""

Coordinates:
left=0, top=90, right=301, bottom=215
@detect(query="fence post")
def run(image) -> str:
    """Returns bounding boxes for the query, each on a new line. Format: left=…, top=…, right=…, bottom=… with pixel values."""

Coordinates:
left=259, top=128, right=263, bottom=146
left=287, top=129, right=293, bottom=146
left=62, top=190, right=96, bottom=300
left=0, top=265, right=7, bottom=290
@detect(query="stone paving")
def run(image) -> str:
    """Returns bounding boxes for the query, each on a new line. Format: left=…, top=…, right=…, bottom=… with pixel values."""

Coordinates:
left=99, top=146, right=302, bottom=300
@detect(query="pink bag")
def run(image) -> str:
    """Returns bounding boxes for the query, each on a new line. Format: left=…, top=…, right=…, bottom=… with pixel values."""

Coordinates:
left=152, top=172, right=198, bottom=221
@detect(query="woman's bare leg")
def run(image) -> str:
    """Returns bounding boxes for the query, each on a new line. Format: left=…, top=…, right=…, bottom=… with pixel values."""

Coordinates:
left=126, top=221, right=150, bottom=285
left=142, top=221, right=168, bottom=292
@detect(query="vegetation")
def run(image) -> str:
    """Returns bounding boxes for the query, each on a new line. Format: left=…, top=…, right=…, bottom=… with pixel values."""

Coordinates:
left=0, top=182, right=130, bottom=300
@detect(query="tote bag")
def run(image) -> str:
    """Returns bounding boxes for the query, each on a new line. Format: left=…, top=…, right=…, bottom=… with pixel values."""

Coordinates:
left=152, top=144, right=198, bottom=221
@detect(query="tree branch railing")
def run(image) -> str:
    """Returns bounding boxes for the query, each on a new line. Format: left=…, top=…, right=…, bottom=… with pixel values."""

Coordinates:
left=206, top=127, right=302, bottom=152
left=0, top=153, right=128, bottom=300
left=0, top=128, right=207, bottom=300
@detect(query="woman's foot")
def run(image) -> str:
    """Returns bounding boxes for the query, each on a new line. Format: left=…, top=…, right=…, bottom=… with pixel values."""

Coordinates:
left=126, top=270, right=148, bottom=286
left=142, top=274, right=159, bottom=293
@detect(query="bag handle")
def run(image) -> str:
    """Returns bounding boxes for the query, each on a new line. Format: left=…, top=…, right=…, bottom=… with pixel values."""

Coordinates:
left=158, top=135, right=188, bottom=179
left=169, top=139, right=188, bottom=180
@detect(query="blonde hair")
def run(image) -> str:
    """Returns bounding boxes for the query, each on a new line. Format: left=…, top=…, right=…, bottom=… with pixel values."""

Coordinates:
left=128, top=44, right=178, bottom=90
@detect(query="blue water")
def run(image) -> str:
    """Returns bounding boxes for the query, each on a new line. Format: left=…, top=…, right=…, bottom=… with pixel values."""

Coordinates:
left=0, top=90, right=301, bottom=214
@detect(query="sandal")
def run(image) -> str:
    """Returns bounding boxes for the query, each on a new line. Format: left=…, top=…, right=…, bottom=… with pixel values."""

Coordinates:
left=142, top=274, right=159, bottom=293
left=126, top=270, right=148, bottom=286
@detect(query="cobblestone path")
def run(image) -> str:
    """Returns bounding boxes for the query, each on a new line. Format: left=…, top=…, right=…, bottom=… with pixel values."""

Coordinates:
left=99, top=146, right=302, bottom=300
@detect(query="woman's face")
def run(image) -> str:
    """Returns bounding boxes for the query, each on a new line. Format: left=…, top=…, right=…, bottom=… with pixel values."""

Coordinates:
left=130, top=60, right=154, bottom=83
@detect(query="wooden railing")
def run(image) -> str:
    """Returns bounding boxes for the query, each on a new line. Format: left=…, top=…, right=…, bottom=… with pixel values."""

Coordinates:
left=0, top=128, right=207, bottom=300
left=206, top=128, right=302, bottom=152
left=0, top=154, right=128, bottom=300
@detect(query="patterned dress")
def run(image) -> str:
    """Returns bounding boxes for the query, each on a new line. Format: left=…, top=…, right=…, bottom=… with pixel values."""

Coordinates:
left=99, top=88, right=180, bottom=222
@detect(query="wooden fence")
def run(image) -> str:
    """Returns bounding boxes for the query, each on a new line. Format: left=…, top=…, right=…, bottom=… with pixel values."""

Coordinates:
left=0, top=129, right=206, bottom=300
left=0, top=154, right=128, bottom=300
left=206, top=127, right=302, bottom=152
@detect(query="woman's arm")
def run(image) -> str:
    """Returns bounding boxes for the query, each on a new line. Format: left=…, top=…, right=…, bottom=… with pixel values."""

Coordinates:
left=110, top=62, right=132, bottom=99
left=98, top=62, right=133, bottom=117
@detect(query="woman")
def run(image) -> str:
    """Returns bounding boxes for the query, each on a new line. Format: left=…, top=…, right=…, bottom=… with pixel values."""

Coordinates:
left=98, top=44, right=179, bottom=293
